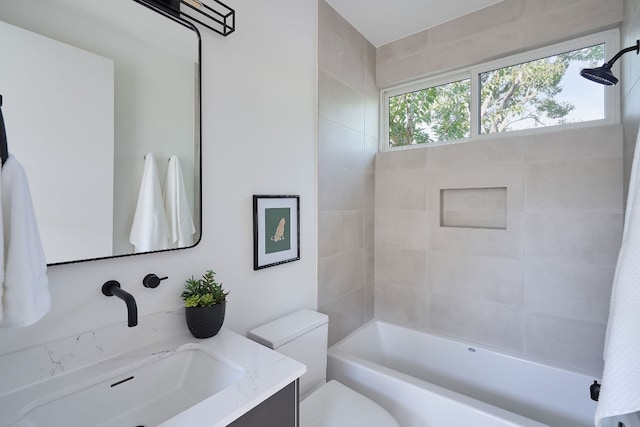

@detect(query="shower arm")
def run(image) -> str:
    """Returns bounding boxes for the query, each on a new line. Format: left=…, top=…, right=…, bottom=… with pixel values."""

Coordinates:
left=602, top=40, right=640, bottom=70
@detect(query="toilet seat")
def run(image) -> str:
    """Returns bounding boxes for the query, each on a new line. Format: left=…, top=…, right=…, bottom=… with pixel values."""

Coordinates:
left=300, top=380, right=400, bottom=427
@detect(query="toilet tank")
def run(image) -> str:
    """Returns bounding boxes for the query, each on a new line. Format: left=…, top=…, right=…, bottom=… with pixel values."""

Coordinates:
left=248, top=309, right=328, bottom=398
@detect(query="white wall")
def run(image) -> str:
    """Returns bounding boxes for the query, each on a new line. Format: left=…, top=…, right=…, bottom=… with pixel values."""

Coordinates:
left=0, top=0, right=318, bottom=356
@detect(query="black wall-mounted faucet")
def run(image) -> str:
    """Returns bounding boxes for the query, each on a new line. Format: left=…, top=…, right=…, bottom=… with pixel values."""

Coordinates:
left=102, top=281, right=138, bottom=327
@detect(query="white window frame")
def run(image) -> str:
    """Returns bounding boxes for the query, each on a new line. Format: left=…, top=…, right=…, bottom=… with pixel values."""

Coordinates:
left=380, top=29, right=620, bottom=152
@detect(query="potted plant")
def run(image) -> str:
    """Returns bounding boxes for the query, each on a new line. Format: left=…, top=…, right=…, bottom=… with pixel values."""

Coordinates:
left=181, top=270, right=229, bottom=338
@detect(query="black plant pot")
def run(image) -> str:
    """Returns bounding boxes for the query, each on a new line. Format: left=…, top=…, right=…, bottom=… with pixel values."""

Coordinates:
left=185, top=301, right=226, bottom=339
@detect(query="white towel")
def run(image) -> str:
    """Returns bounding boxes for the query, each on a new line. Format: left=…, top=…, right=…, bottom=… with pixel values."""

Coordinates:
left=163, top=155, right=195, bottom=248
left=595, top=128, right=640, bottom=426
left=0, top=155, right=50, bottom=328
left=129, top=153, right=169, bottom=253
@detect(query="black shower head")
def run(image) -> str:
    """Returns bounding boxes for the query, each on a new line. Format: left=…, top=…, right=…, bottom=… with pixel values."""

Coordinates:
left=580, top=63, right=618, bottom=86
left=580, top=40, right=640, bottom=86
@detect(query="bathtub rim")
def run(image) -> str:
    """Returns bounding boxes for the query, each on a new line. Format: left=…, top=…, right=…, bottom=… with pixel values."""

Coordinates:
left=328, top=332, right=550, bottom=427
left=330, top=319, right=603, bottom=380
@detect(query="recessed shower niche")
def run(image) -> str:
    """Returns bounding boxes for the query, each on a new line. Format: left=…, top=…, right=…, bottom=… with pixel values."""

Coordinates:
left=440, top=187, right=507, bottom=229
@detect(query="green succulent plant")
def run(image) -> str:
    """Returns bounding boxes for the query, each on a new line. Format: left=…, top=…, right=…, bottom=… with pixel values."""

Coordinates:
left=181, top=270, right=228, bottom=308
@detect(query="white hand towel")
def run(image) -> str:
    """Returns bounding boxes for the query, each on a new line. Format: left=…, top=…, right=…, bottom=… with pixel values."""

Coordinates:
left=0, top=155, right=49, bottom=328
left=129, top=153, right=169, bottom=253
left=595, top=128, right=640, bottom=426
left=164, top=155, right=195, bottom=248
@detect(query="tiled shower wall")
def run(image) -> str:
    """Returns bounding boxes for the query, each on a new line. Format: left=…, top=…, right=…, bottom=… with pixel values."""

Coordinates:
left=623, top=0, right=640, bottom=195
left=317, top=1, right=378, bottom=345
left=317, top=0, right=626, bottom=372
left=375, top=125, right=624, bottom=376
left=370, top=0, right=623, bottom=377
left=376, top=0, right=623, bottom=89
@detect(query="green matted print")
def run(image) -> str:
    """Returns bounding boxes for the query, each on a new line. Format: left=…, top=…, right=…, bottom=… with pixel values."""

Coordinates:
left=253, top=195, right=300, bottom=270
left=264, top=207, right=291, bottom=254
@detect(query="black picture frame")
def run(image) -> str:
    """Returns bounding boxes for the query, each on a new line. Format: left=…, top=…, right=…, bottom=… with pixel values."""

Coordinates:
left=253, top=195, right=300, bottom=270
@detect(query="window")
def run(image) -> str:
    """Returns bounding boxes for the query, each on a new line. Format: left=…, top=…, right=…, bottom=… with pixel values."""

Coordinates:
left=479, top=44, right=605, bottom=134
left=381, top=30, right=619, bottom=150
left=389, top=78, right=470, bottom=147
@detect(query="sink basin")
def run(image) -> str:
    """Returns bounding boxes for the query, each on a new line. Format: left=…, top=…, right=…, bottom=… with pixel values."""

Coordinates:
left=20, top=344, right=244, bottom=427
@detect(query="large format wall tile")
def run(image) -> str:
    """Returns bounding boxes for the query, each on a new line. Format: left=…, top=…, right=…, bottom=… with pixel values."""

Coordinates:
left=524, top=125, right=623, bottom=163
left=375, top=247, right=427, bottom=288
left=426, top=293, right=524, bottom=353
left=364, top=282, right=374, bottom=321
left=318, top=71, right=365, bottom=132
left=375, top=210, right=428, bottom=250
left=427, top=252, right=523, bottom=306
left=318, top=20, right=366, bottom=94
left=376, top=147, right=427, bottom=171
left=374, top=283, right=425, bottom=328
left=318, top=0, right=365, bottom=60
left=526, top=158, right=623, bottom=213
left=364, top=135, right=378, bottom=172
left=525, top=313, right=606, bottom=374
left=318, top=250, right=364, bottom=307
left=428, top=211, right=524, bottom=259
left=525, top=259, right=614, bottom=324
left=525, top=212, right=623, bottom=267
left=426, top=137, right=524, bottom=172
left=319, top=118, right=368, bottom=171
left=318, top=211, right=343, bottom=258
left=318, top=211, right=364, bottom=259
left=365, top=177, right=375, bottom=248
left=318, top=166, right=365, bottom=211
left=318, top=1, right=377, bottom=344
left=319, top=288, right=365, bottom=346
left=375, top=168, right=427, bottom=211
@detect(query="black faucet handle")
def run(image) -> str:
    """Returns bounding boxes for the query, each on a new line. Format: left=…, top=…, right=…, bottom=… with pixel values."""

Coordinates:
left=143, top=273, right=168, bottom=289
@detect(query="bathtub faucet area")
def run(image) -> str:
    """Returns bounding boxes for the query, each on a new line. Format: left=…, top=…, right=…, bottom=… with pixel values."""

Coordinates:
left=101, top=280, right=138, bottom=327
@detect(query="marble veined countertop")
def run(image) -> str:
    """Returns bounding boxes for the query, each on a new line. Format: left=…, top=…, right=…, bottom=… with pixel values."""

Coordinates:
left=0, top=312, right=305, bottom=427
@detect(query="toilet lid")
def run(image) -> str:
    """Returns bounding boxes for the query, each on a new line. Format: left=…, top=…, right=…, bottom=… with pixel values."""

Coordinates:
left=300, top=380, right=400, bottom=427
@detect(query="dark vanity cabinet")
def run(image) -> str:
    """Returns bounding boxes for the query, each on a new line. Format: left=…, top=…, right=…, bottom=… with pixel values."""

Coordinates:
left=228, top=381, right=298, bottom=427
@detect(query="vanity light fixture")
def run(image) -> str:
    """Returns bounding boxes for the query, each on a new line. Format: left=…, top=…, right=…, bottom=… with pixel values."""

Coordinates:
left=580, top=40, right=640, bottom=85
left=141, top=0, right=235, bottom=36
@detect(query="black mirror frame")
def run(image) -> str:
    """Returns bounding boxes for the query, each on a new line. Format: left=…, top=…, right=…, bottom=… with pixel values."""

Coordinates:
left=50, top=0, right=203, bottom=266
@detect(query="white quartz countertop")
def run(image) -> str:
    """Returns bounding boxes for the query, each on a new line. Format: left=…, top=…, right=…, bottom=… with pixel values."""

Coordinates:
left=0, top=328, right=306, bottom=427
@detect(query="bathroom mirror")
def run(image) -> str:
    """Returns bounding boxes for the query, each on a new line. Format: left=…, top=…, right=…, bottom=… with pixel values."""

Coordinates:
left=0, top=0, right=201, bottom=265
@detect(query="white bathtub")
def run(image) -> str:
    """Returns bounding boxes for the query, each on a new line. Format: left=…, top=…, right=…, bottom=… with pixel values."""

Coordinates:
left=327, top=321, right=598, bottom=427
